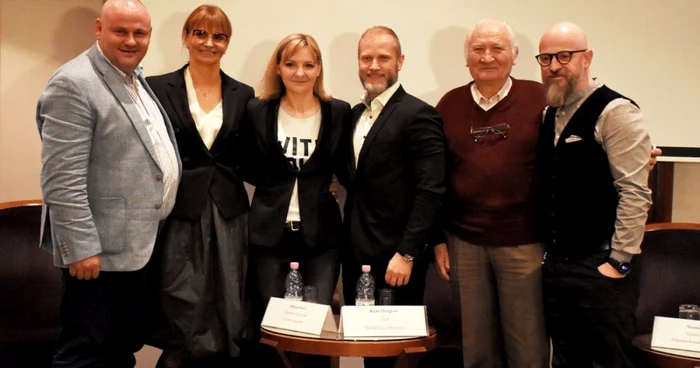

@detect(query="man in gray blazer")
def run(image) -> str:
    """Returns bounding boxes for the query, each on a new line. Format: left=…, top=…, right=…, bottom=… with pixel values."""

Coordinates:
left=36, top=0, right=180, bottom=366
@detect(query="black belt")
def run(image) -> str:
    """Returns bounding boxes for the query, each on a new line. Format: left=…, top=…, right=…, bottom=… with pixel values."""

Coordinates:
left=284, top=221, right=301, bottom=232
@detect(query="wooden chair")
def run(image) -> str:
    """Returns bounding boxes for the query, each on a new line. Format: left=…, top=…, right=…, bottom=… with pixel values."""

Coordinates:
left=0, top=200, right=61, bottom=367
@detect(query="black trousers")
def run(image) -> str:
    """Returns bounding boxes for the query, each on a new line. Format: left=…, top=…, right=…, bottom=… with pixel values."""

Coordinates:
left=543, top=250, right=639, bottom=368
left=251, top=229, right=340, bottom=319
left=341, top=250, right=429, bottom=368
left=341, top=252, right=428, bottom=307
left=250, top=228, right=340, bottom=368
left=53, top=260, right=157, bottom=368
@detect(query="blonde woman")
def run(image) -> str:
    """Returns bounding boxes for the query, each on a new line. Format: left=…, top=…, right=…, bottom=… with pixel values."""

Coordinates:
left=247, top=33, right=350, bottom=318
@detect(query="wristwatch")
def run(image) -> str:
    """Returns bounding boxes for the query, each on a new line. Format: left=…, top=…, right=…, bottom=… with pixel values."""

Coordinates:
left=399, top=252, right=414, bottom=263
left=607, top=258, right=631, bottom=275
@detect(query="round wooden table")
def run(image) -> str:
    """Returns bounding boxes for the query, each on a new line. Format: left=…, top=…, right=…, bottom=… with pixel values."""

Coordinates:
left=634, top=334, right=700, bottom=368
left=260, top=324, right=437, bottom=368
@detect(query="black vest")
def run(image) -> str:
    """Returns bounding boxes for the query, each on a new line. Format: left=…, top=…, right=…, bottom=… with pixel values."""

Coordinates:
left=537, top=85, right=638, bottom=256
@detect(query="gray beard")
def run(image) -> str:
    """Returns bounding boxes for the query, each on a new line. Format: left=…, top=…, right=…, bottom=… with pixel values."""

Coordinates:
left=545, top=77, right=575, bottom=107
left=363, top=82, right=388, bottom=96
left=361, top=76, right=397, bottom=99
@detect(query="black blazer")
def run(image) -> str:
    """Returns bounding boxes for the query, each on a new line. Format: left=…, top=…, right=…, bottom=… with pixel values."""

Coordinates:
left=246, top=97, right=351, bottom=249
left=344, top=86, right=446, bottom=264
left=146, top=65, right=255, bottom=221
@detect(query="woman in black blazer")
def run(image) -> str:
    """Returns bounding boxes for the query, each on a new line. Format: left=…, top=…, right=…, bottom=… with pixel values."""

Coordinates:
left=247, top=34, right=350, bottom=316
left=145, top=5, right=253, bottom=367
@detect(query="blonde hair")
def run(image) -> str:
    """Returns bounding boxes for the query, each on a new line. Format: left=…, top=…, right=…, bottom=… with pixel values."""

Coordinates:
left=258, top=33, right=331, bottom=101
left=358, top=26, right=402, bottom=56
left=181, top=5, right=232, bottom=44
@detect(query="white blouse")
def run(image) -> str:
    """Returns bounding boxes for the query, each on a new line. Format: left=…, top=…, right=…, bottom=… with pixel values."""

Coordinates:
left=184, top=67, right=223, bottom=149
left=277, top=107, right=322, bottom=222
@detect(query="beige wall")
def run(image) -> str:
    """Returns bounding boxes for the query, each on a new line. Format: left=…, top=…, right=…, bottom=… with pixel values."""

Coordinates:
left=0, top=0, right=100, bottom=202
left=672, top=164, right=700, bottom=222
left=1, top=0, right=699, bottom=223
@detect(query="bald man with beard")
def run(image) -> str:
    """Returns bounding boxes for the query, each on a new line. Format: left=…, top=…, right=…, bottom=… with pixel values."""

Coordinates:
left=535, top=22, right=652, bottom=367
left=37, top=0, right=180, bottom=366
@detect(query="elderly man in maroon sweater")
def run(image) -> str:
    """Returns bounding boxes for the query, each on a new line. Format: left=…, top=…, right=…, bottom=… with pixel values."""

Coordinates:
left=431, top=20, right=661, bottom=368
left=431, top=19, right=550, bottom=368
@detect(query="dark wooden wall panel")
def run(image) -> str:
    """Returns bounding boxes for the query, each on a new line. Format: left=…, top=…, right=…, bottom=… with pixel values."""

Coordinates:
left=647, top=162, right=674, bottom=223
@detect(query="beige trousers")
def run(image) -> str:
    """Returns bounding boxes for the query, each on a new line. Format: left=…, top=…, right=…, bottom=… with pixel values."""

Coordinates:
left=448, top=233, right=549, bottom=368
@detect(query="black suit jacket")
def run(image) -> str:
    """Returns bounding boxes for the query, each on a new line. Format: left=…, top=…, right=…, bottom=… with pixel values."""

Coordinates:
left=344, top=86, right=446, bottom=264
left=146, top=65, right=255, bottom=220
left=246, top=97, right=351, bottom=249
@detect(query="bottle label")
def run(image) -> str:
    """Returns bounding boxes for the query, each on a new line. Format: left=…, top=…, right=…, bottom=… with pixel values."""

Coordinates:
left=355, top=299, right=375, bottom=306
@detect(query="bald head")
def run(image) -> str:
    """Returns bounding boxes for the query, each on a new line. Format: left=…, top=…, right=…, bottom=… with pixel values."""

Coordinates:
left=539, top=22, right=588, bottom=52
left=96, top=0, right=151, bottom=75
left=101, top=0, right=148, bottom=20
left=538, top=22, right=593, bottom=106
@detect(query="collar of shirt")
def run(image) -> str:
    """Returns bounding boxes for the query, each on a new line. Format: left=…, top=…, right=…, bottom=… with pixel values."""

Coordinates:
left=95, top=42, right=143, bottom=84
left=360, top=81, right=401, bottom=112
left=183, top=66, right=197, bottom=103
left=470, top=77, right=512, bottom=107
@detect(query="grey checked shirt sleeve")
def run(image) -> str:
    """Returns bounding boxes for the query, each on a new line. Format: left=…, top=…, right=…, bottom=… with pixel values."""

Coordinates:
left=595, top=99, right=653, bottom=261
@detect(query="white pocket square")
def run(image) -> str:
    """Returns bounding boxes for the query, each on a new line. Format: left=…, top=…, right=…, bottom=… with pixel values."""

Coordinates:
left=565, top=135, right=582, bottom=143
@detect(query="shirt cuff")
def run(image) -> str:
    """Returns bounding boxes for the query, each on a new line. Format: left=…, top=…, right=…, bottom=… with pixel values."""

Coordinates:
left=610, top=249, right=633, bottom=263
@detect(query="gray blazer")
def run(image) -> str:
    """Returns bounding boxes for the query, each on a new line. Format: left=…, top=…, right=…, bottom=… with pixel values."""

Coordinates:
left=36, top=44, right=181, bottom=272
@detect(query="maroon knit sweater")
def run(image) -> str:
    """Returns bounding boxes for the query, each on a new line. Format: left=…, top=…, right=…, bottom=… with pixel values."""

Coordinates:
left=435, top=78, right=546, bottom=246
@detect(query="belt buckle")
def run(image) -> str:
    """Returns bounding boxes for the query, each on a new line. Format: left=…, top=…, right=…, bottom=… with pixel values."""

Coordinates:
left=288, top=221, right=300, bottom=232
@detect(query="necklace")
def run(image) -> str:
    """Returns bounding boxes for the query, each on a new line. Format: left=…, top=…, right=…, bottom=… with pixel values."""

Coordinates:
left=187, top=66, right=220, bottom=99
left=197, top=87, right=214, bottom=98
left=280, top=99, right=320, bottom=118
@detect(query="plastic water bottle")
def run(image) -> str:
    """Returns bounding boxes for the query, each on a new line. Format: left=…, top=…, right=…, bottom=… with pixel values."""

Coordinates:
left=284, top=262, right=304, bottom=301
left=355, top=265, right=375, bottom=306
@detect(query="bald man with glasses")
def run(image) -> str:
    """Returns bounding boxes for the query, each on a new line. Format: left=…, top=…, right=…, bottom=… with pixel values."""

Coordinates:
left=536, top=21, right=652, bottom=368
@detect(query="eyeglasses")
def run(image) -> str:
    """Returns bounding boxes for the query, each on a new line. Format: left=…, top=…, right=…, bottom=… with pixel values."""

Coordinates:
left=191, top=29, right=229, bottom=45
left=535, top=49, right=587, bottom=67
left=470, top=123, right=509, bottom=142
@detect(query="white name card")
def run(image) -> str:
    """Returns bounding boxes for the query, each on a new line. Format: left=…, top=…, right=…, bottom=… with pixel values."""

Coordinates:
left=339, top=305, right=428, bottom=339
left=261, top=297, right=337, bottom=336
left=651, top=316, right=700, bottom=353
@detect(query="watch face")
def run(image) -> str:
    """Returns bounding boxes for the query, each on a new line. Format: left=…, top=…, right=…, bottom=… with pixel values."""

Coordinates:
left=618, top=262, right=631, bottom=275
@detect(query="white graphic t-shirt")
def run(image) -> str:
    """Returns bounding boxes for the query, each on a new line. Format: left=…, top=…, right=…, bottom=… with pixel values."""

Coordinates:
left=277, top=107, right=321, bottom=222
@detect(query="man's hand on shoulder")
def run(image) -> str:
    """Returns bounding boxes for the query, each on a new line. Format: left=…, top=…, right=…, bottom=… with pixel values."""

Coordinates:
left=69, top=254, right=101, bottom=280
left=649, top=146, right=662, bottom=171
left=385, top=252, right=413, bottom=287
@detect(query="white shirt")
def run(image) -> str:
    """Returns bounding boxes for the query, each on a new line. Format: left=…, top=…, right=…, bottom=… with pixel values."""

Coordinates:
left=96, top=43, right=179, bottom=220
left=470, top=77, right=512, bottom=111
left=184, top=67, right=223, bottom=149
left=277, top=108, right=322, bottom=222
left=353, top=81, right=402, bottom=167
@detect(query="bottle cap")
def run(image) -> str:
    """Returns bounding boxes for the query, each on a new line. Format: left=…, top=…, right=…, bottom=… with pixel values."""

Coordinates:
left=362, top=265, right=371, bottom=272
left=290, top=262, right=299, bottom=270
